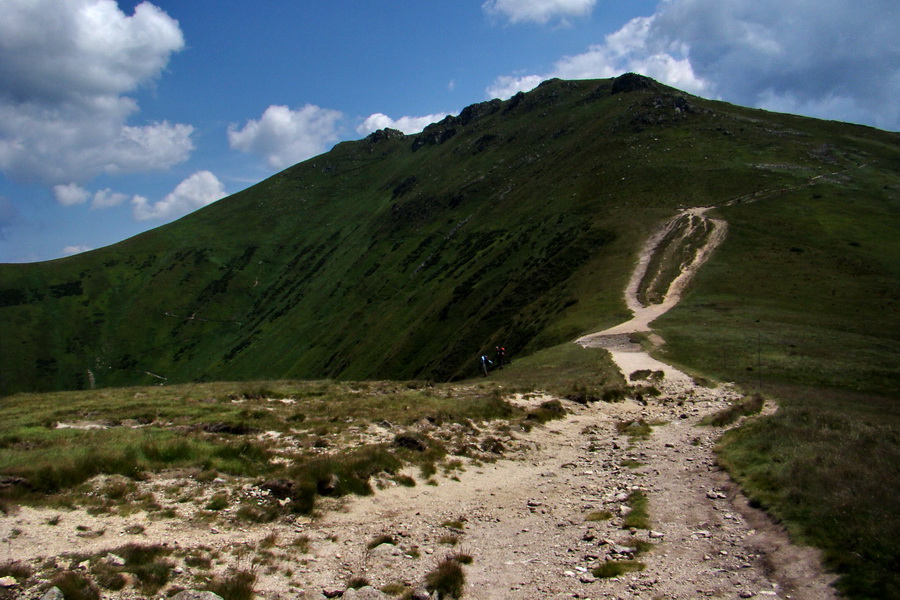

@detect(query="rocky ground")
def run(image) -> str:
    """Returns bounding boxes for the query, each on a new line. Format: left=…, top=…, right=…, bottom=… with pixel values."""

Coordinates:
left=0, top=373, right=838, bottom=600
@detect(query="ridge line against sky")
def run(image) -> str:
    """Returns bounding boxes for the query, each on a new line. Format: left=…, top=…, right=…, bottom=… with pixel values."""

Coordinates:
left=1, top=0, right=897, bottom=263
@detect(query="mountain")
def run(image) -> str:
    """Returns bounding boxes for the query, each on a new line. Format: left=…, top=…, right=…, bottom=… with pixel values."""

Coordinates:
left=1, top=74, right=898, bottom=395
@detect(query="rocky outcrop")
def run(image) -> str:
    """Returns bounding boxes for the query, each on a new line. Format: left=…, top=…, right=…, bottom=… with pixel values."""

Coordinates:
left=611, top=72, right=657, bottom=94
left=366, top=128, right=405, bottom=144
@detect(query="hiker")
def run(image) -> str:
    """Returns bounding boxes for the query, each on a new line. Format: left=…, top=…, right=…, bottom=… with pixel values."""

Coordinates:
left=480, top=354, right=492, bottom=377
left=495, top=346, right=506, bottom=369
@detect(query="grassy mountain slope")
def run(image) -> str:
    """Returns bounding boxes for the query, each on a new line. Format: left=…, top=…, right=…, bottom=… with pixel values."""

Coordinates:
left=1, top=75, right=898, bottom=396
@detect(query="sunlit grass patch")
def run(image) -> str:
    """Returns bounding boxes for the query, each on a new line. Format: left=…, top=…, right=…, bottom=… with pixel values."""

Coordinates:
left=622, top=490, right=650, bottom=529
left=592, top=559, right=645, bottom=578
left=699, top=393, right=764, bottom=426
left=585, top=510, right=613, bottom=522
left=615, top=419, right=653, bottom=440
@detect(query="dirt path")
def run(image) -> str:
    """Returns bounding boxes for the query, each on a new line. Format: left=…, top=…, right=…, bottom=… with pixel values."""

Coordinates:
left=286, top=207, right=837, bottom=599
left=0, top=208, right=838, bottom=600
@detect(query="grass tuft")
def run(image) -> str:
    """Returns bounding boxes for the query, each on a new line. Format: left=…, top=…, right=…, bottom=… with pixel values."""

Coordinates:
left=585, top=510, right=612, bottom=522
left=425, top=557, right=466, bottom=599
left=592, top=560, right=645, bottom=578
left=525, top=399, right=566, bottom=424
left=204, top=569, right=257, bottom=600
left=50, top=571, right=100, bottom=600
left=700, top=393, right=765, bottom=426
left=622, top=490, right=650, bottom=529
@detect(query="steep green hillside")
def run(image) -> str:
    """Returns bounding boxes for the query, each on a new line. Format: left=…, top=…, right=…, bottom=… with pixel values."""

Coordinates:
left=646, top=107, right=900, bottom=599
left=1, top=74, right=898, bottom=395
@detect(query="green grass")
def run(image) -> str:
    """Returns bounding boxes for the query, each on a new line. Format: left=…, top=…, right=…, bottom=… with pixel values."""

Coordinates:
left=622, top=490, right=651, bottom=530
left=699, top=393, right=765, bottom=426
left=585, top=510, right=612, bottom=522
left=0, top=378, right=532, bottom=513
left=591, top=560, right=645, bottom=578
left=10, top=76, right=896, bottom=395
left=716, top=385, right=899, bottom=600
left=616, top=419, right=653, bottom=440
left=654, top=176, right=900, bottom=598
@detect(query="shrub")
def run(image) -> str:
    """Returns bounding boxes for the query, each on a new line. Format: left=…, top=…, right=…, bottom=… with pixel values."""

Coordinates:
left=629, top=369, right=664, bottom=382
left=205, top=493, right=229, bottom=511
left=204, top=570, right=256, bottom=600
left=0, top=561, right=32, bottom=580
left=592, top=560, right=645, bottom=578
left=564, top=383, right=603, bottom=404
left=525, top=399, right=566, bottom=424
left=393, top=474, right=416, bottom=487
left=380, top=582, right=408, bottom=596
left=291, top=535, right=311, bottom=553
left=92, top=561, right=127, bottom=591
left=288, top=445, right=403, bottom=513
left=50, top=571, right=100, bottom=600
left=235, top=503, right=280, bottom=523
left=616, top=419, right=652, bottom=440
left=347, top=576, right=370, bottom=589
left=425, top=557, right=466, bottom=599
left=111, top=543, right=174, bottom=594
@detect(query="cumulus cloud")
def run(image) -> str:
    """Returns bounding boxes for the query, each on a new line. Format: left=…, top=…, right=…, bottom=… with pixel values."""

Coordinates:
left=483, top=0, right=597, bottom=24
left=486, top=14, right=708, bottom=100
left=356, top=112, right=451, bottom=136
left=63, top=245, right=92, bottom=256
left=487, top=0, right=900, bottom=130
left=228, top=104, right=344, bottom=170
left=54, top=183, right=91, bottom=207
left=132, top=170, right=226, bottom=222
left=486, top=75, right=546, bottom=101
left=91, top=188, right=129, bottom=209
left=0, top=0, right=192, bottom=184
left=55, top=183, right=133, bottom=210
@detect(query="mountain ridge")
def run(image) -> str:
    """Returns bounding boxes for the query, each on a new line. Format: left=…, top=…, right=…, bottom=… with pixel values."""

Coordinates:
left=1, top=74, right=898, bottom=395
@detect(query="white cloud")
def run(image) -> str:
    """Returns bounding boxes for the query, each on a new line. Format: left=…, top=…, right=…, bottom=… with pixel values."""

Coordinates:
left=55, top=183, right=144, bottom=211
left=63, top=245, right=92, bottom=256
left=228, top=104, right=344, bottom=170
left=54, top=183, right=91, bottom=207
left=486, top=14, right=708, bottom=100
left=0, top=0, right=191, bottom=184
left=483, top=0, right=597, bottom=24
left=91, top=188, right=129, bottom=209
left=132, top=170, right=226, bottom=222
left=647, top=0, right=900, bottom=130
left=356, top=112, right=451, bottom=136
left=486, top=75, right=545, bottom=100
left=487, top=0, right=900, bottom=130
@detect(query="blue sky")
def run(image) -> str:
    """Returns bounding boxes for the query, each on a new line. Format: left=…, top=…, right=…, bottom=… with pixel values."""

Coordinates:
left=1, top=0, right=897, bottom=263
